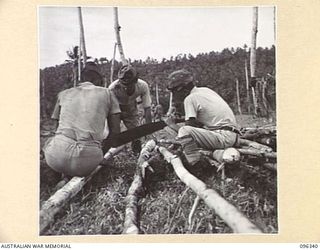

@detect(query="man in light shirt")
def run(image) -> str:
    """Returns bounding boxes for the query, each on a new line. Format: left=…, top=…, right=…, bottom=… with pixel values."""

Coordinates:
left=109, top=65, right=152, bottom=154
left=43, top=62, right=121, bottom=177
left=166, top=69, right=240, bottom=166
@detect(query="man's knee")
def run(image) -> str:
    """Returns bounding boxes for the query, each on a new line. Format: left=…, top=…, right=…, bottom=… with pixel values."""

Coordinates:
left=178, top=125, right=194, bottom=138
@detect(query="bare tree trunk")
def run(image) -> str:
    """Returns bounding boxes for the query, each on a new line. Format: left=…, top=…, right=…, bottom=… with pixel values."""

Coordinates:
left=113, top=7, right=128, bottom=65
left=235, top=78, right=242, bottom=115
left=237, top=148, right=276, bottom=159
left=250, top=7, right=259, bottom=116
left=156, top=83, right=160, bottom=105
left=157, top=146, right=261, bottom=233
left=77, top=39, right=81, bottom=85
left=244, top=59, right=251, bottom=113
left=39, top=146, right=125, bottom=234
left=252, top=86, right=258, bottom=116
left=78, top=7, right=87, bottom=66
left=109, top=42, right=117, bottom=86
left=250, top=7, right=258, bottom=77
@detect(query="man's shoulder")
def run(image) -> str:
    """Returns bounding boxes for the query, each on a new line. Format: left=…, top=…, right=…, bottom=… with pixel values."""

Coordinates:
left=199, top=86, right=217, bottom=93
left=108, top=80, right=120, bottom=90
left=136, top=79, right=150, bottom=93
left=136, top=79, right=149, bottom=87
left=58, top=87, right=74, bottom=97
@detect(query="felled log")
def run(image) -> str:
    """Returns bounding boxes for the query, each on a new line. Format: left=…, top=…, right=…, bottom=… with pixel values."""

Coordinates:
left=40, top=146, right=124, bottom=234
left=240, top=127, right=276, bottom=140
left=157, top=146, right=262, bottom=233
left=237, top=148, right=276, bottom=159
left=237, top=138, right=273, bottom=152
left=122, top=140, right=156, bottom=234
left=263, top=163, right=277, bottom=171
left=255, top=136, right=276, bottom=149
left=213, top=148, right=240, bottom=165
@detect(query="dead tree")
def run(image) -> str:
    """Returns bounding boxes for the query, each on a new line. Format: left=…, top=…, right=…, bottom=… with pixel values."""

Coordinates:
left=156, top=83, right=160, bottom=105
left=235, top=78, right=242, bottom=115
left=113, top=7, right=128, bottom=65
left=78, top=7, right=87, bottom=66
left=250, top=7, right=259, bottom=116
left=245, top=59, right=251, bottom=113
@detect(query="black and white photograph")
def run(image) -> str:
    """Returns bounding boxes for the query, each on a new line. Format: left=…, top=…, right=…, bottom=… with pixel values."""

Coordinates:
left=39, top=6, right=277, bottom=235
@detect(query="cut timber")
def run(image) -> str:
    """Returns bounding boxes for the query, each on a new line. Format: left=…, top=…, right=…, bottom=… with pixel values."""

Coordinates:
left=238, top=148, right=276, bottom=159
left=237, top=138, right=273, bottom=152
left=263, top=163, right=277, bottom=171
left=122, top=140, right=156, bottom=234
left=157, top=146, right=262, bottom=233
left=199, top=148, right=240, bottom=165
left=39, top=146, right=124, bottom=234
left=256, top=137, right=276, bottom=149
left=236, top=138, right=276, bottom=159
left=241, top=126, right=276, bottom=133
left=241, top=127, right=276, bottom=140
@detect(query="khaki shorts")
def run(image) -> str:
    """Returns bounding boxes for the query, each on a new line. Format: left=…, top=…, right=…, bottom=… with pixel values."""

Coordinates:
left=43, top=134, right=103, bottom=177
left=177, top=126, right=237, bottom=165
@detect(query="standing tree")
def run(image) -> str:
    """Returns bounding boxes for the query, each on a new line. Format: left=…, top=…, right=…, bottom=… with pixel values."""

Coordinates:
left=250, top=7, right=259, bottom=116
left=235, top=78, right=242, bottom=115
left=155, top=83, right=160, bottom=105
left=113, top=7, right=128, bottom=65
left=78, top=7, right=87, bottom=66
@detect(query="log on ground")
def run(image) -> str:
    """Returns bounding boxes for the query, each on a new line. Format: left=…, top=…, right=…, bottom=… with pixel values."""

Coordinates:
left=157, top=146, right=262, bottom=233
left=238, top=148, right=276, bottom=159
left=122, top=140, right=157, bottom=234
left=40, top=146, right=125, bottom=234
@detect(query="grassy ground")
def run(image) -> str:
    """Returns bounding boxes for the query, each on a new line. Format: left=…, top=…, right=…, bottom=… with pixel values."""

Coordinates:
left=40, top=114, right=277, bottom=235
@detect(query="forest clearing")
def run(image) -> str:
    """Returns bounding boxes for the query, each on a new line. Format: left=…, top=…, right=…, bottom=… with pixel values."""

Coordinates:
left=40, top=114, right=277, bottom=235
left=39, top=6, right=277, bottom=235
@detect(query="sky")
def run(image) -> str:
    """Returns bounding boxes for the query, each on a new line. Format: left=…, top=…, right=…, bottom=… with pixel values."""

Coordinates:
left=39, top=6, right=275, bottom=69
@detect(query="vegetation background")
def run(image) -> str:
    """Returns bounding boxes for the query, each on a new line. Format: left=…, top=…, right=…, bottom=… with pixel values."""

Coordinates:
left=40, top=46, right=276, bottom=118
left=39, top=46, right=277, bottom=235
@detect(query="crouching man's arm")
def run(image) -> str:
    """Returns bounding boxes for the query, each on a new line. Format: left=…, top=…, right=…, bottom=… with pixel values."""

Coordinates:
left=102, top=113, right=121, bottom=154
left=144, top=107, right=152, bottom=124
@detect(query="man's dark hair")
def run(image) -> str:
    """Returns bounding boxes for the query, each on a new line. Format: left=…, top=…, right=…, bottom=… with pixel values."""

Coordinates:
left=80, top=62, right=103, bottom=86
left=81, top=70, right=103, bottom=86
